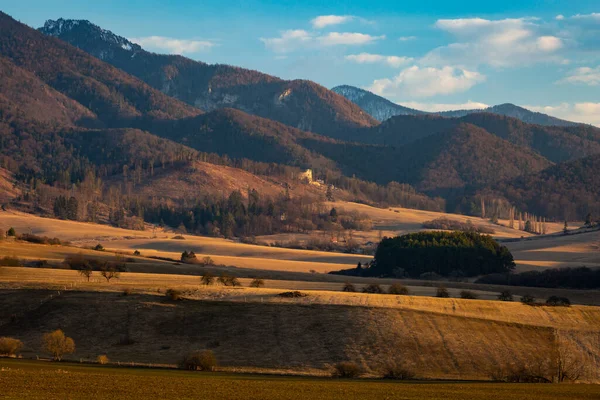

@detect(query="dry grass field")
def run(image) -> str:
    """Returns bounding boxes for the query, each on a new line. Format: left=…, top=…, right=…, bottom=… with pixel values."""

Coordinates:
left=2, top=360, right=599, bottom=400
left=1, top=267, right=599, bottom=382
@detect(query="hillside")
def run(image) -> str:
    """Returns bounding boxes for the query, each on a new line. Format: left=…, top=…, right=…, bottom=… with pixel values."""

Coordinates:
left=331, top=85, right=426, bottom=121
left=0, top=13, right=201, bottom=126
left=40, top=19, right=378, bottom=138
left=303, top=123, right=552, bottom=193
left=343, top=113, right=600, bottom=164
left=484, top=154, right=600, bottom=220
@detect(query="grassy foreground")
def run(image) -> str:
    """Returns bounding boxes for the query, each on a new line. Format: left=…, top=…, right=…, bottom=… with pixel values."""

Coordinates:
left=0, top=360, right=598, bottom=400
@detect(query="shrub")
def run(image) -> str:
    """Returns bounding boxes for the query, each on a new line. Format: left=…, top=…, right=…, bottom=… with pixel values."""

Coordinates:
left=332, top=362, right=361, bottom=378
left=172, top=235, right=186, bottom=240
left=388, top=283, right=409, bottom=295
left=166, top=289, right=182, bottom=301
left=201, top=273, right=215, bottom=286
left=201, top=256, right=215, bottom=266
left=6, top=227, right=16, bottom=237
left=1, top=256, right=21, bottom=267
left=436, top=286, right=450, bottom=298
left=362, top=284, right=384, bottom=294
left=133, top=250, right=141, bottom=256
left=459, top=290, right=478, bottom=300
left=520, top=294, right=536, bottom=305
left=249, top=278, right=265, bottom=288
left=97, top=355, right=109, bottom=365
left=181, top=251, right=197, bottom=263
left=42, top=330, right=75, bottom=361
left=382, top=361, right=416, bottom=380
left=342, top=282, right=356, bottom=292
left=546, top=296, right=571, bottom=307
left=278, top=291, right=308, bottom=298
left=0, top=337, right=23, bottom=356
left=180, top=350, right=217, bottom=371
left=498, top=290, right=514, bottom=302
left=217, top=274, right=241, bottom=287
left=93, top=244, right=105, bottom=251
left=19, top=234, right=62, bottom=245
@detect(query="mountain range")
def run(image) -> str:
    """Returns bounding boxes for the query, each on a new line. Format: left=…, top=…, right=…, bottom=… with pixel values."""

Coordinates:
left=0, top=12, right=598, bottom=221
left=331, top=85, right=580, bottom=127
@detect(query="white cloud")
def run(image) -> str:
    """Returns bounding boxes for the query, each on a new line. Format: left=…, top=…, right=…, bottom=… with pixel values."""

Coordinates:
left=570, top=13, right=600, bottom=21
left=311, top=15, right=354, bottom=29
left=398, top=101, right=489, bottom=112
left=398, top=36, right=417, bottom=41
left=423, top=18, right=565, bottom=67
left=129, top=36, right=214, bottom=54
left=345, top=53, right=412, bottom=67
left=555, top=15, right=565, bottom=21
left=367, top=65, right=486, bottom=98
left=558, top=66, right=600, bottom=86
left=261, top=31, right=384, bottom=53
left=318, top=32, right=385, bottom=46
left=524, top=103, right=600, bottom=126
left=260, top=30, right=312, bottom=53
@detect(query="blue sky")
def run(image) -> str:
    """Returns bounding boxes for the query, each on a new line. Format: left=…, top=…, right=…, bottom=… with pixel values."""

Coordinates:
left=3, top=1, right=600, bottom=125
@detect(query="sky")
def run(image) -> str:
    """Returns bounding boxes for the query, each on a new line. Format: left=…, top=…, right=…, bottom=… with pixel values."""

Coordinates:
left=3, top=0, right=600, bottom=125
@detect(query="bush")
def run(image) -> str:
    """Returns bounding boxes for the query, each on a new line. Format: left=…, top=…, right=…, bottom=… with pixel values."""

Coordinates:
left=97, top=355, right=109, bottom=365
left=382, top=362, right=416, bottom=380
left=6, top=227, right=16, bottom=237
left=181, top=251, right=197, bottom=263
left=180, top=350, right=217, bottom=371
left=388, top=283, right=410, bottom=295
left=166, top=289, right=182, bottom=301
left=520, top=294, right=536, bottom=305
left=498, top=290, right=514, bottom=302
left=218, top=274, right=240, bottom=287
left=332, top=362, right=361, bottom=378
left=93, top=244, right=105, bottom=251
left=42, top=330, right=75, bottom=361
left=436, top=286, right=450, bottom=298
left=172, top=235, right=186, bottom=240
left=201, top=256, right=215, bottom=266
left=201, top=273, right=215, bottom=286
left=1, top=256, right=21, bottom=267
left=546, top=296, right=571, bottom=307
left=19, top=234, right=62, bottom=245
left=459, top=290, right=478, bottom=300
left=249, top=278, right=265, bottom=288
left=278, top=291, right=308, bottom=298
left=0, top=337, right=23, bottom=356
left=133, top=250, right=141, bottom=256
left=342, top=282, right=356, bottom=292
left=362, top=284, right=384, bottom=294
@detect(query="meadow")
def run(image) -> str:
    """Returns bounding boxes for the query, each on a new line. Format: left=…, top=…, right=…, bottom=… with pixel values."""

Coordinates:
left=1, top=359, right=599, bottom=400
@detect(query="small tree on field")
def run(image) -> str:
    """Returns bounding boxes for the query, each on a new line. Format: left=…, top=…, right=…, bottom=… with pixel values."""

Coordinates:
left=388, top=283, right=409, bottom=295
left=100, top=264, right=120, bottom=282
left=332, top=362, right=361, bottom=378
left=201, top=256, right=215, bottom=266
left=520, top=294, right=536, bottom=305
left=42, top=330, right=75, bottom=361
left=0, top=337, right=23, bottom=356
left=342, top=282, right=356, bottom=292
left=78, top=267, right=93, bottom=282
left=6, top=227, right=15, bottom=237
left=249, top=278, right=265, bottom=288
left=498, top=290, right=514, bottom=302
left=563, top=221, right=569, bottom=235
left=180, top=350, right=217, bottom=371
left=362, top=283, right=384, bottom=294
left=201, top=272, right=215, bottom=286
left=436, top=286, right=449, bottom=298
